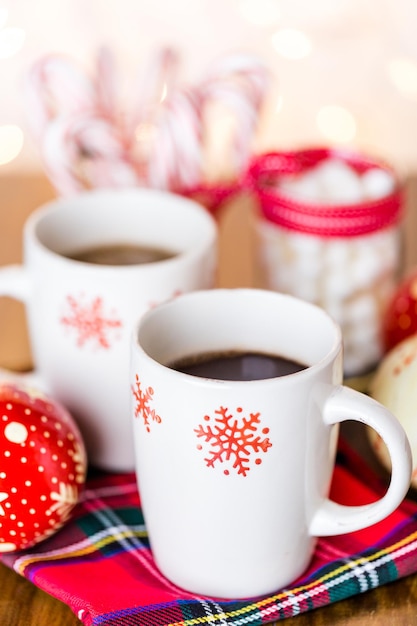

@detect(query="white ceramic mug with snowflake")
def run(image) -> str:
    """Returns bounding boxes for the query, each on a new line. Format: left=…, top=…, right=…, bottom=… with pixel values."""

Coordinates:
left=130, top=288, right=412, bottom=598
left=0, top=188, right=217, bottom=471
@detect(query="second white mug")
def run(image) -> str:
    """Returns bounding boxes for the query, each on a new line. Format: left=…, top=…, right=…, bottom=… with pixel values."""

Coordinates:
left=0, top=188, right=217, bottom=471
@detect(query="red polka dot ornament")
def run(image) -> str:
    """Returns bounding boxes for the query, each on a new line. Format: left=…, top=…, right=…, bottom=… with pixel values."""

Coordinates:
left=383, top=270, right=417, bottom=352
left=0, top=382, right=87, bottom=552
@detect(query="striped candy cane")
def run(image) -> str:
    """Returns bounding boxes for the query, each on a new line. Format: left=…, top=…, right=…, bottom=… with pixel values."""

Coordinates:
left=25, top=47, right=270, bottom=198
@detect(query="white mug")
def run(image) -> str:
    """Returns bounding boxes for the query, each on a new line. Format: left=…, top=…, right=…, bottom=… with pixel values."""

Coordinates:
left=0, top=188, right=217, bottom=471
left=130, top=288, right=412, bottom=598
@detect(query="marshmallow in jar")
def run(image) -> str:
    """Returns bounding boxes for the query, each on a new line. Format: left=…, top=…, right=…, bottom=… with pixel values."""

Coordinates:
left=248, top=148, right=404, bottom=377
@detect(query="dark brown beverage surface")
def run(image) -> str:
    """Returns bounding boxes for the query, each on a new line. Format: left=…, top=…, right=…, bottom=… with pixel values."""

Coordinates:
left=169, top=350, right=307, bottom=381
left=66, top=243, right=176, bottom=266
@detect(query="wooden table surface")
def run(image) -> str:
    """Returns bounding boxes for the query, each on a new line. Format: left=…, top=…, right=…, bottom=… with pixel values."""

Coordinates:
left=0, top=172, right=417, bottom=625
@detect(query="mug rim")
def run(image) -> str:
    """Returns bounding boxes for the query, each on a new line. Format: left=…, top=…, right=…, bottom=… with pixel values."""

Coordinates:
left=133, top=288, right=343, bottom=386
left=24, top=187, right=217, bottom=271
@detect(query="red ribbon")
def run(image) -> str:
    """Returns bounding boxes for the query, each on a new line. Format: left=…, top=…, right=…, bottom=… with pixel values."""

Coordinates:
left=185, top=148, right=404, bottom=238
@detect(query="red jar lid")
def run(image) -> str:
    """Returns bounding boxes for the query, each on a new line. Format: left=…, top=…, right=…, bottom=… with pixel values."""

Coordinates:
left=245, top=148, right=403, bottom=237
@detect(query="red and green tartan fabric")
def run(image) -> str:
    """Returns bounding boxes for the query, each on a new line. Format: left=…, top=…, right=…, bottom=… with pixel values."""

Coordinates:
left=1, top=437, right=417, bottom=625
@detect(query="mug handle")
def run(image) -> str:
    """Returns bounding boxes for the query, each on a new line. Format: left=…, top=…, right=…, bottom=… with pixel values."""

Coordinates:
left=0, top=265, right=31, bottom=301
left=310, top=385, right=412, bottom=536
left=0, top=265, right=44, bottom=388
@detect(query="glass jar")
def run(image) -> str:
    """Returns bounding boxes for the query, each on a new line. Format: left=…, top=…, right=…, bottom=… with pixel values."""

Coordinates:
left=247, top=147, right=404, bottom=377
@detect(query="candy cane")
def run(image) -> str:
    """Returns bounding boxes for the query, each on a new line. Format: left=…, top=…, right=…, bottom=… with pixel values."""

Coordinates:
left=148, top=88, right=203, bottom=190
left=147, top=53, right=268, bottom=189
left=41, top=111, right=140, bottom=195
left=25, top=55, right=95, bottom=142
left=95, top=46, right=118, bottom=120
left=41, top=113, right=86, bottom=196
left=25, top=47, right=270, bottom=196
left=198, top=53, right=269, bottom=171
left=129, top=47, right=180, bottom=132
left=72, top=114, right=141, bottom=188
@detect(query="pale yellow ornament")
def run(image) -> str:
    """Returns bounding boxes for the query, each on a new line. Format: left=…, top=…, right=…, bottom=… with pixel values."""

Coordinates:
left=369, top=333, right=417, bottom=487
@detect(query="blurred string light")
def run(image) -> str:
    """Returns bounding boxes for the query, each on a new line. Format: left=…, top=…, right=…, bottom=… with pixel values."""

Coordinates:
left=388, top=57, right=417, bottom=98
left=0, top=5, right=25, bottom=166
left=238, top=0, right=280, bottom=26
left=271, top=28, right=312, bottom=60
left=316, top=105, right=357, bottom=143
left=267, top=20, right=357, bottom=146
left=0, top=125, right=24, bottom=165
left=0, top=6, right=7, bottom=29
left=0, top=25, right=25, bottom=59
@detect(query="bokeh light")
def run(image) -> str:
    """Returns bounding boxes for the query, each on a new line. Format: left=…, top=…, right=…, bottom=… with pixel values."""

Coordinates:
left=238, top=0, right=280, bottom=26
left=0, top=125, right=24, bottom=165
left=271, top=28, right=312, bottom=60
left=388, top=58, right=417, bottom=98
left=316, top=105, right=356, bottom=143
left=0, top=26, right=25, bottom=59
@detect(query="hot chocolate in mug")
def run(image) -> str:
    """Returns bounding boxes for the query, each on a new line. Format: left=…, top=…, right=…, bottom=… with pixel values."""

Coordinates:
left=131, top=288, right=412, bottom=598
left=0, top=188, right=217, bottom=471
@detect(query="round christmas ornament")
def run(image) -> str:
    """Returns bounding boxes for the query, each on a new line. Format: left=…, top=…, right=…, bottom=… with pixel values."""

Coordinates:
left=383, top=270, right=417, bottom=352
left=369, top=333, right=417, bottom=488
left=0, top=382, right=87, bottom=552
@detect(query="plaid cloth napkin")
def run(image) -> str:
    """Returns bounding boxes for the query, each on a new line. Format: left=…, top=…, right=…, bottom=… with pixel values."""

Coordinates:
left=1, top=436, right=416, bottom=626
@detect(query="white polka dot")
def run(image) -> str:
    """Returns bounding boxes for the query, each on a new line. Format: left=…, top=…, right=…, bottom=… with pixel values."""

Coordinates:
left=5, top=404, right=12, bottom=410
left=4, top=422, right=28, bottom=444
left=2, top=415, right=7, bottom=421
left=11, top=487, right=17, bottom=494
left=40, top=495, right=47, bottom=501
left=30, top=425, right=36, bottom=432
left=0, top=542, right=16, bottom=551
left=24, top=480, right=31, bottom=487
left=29, top=508, right=36, bottom=515
left=44, top=431, right=50, bottom=438
left=20, top=457, right=27, bottom=463
left=10, top=514, right=16, bottom=521
left=38, top=466, right=44, bottom=472
left=0, top=472, right=6, bottom=479
left=51, top=477, right=58, bottom=484
left=4, top=451, right=10, bottom=457
left=21, top=498, right=27, bottom=505
left=41, top=416, right=47, bottom=423
left=17, top=521, right=23, bottom=527
left=9, top=530, right=16, bottom=536
left=52, top=454, right=58, bottom=461
left=24, top=408, right=31, bottom=415
left=55, top=422, right=62, bottom=430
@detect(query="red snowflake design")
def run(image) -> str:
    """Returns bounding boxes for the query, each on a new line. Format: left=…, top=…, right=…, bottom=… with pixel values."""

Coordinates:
left=60, top=294, right=122, bottom=349
left=131, top=373, right=161, bottom=432
left=194, top=406, right=272, bottom=477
